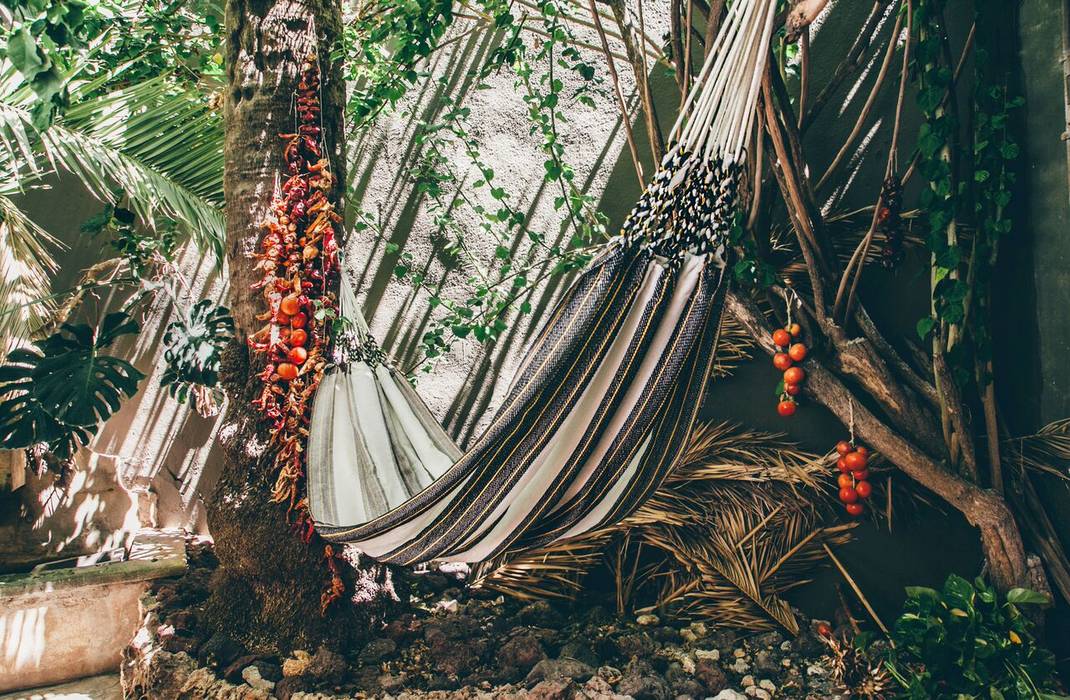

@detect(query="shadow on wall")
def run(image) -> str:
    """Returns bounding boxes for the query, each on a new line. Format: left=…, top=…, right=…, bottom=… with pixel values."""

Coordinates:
left=2, top=179, right=227, bottom=567
left=344, top=16, right=657, bottom=448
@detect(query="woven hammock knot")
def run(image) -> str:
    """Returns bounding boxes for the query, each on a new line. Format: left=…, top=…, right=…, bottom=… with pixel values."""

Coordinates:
left=620, top=145, right=744, bottom=261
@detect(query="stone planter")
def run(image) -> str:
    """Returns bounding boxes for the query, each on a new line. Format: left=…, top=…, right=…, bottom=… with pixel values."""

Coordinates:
left=0, top=529, right=186, bottom=693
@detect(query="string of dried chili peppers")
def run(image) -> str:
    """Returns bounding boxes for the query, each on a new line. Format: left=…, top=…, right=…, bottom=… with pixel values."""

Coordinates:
left=249, top=53, right=345, bottom=612
left=877, top=175, right=904, bottom=267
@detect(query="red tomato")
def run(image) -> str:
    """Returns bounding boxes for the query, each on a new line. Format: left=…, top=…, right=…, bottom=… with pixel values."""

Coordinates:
left=845, top=451, right=868, bottom=471
left=836, top=440, right=852, bottom=456
left=838, top=486, right=859, bottom=504
left=277, top=362, right=298, bottom=381
left=855, top=446, right=869, bottom=459
left=290, top=312, right=308, bottom=329
left=290, top=329, right=308, bottom=347
left=788, top=343, right=807, bottom=362
left=783, top=366, right=806, bottom=385
left=773, top=353, right=793, bottom=371
left=845, top=502, right=865, bottom=516
left=853, top=468, right=869, bottom=480
left=788, top=323, right=802, bottom=338
left=772, top=329, right=792, bottom=347
left=837, top=473, right=854, bottom=489
left=815, top=622, right=832, bottom=638
left=777, top=400, right=797, bottom=417
left=288, top=346, right=308, bottom=365
left=837, top=457, right=850, bottom=472
left=280, top=295, right=302, bottom=316
left=855, top=480, right=873, bottom=499
left=784, top=383, right=801, bottom=396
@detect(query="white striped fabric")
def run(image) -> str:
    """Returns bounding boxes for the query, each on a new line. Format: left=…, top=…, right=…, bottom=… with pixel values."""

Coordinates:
left=307, top=0, right=778, bottom=565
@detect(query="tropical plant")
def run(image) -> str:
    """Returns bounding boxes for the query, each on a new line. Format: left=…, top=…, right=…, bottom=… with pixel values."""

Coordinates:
left=882, top=575, right=1066, bottom=700
left=161, top=298, right=233, bottom=412
left=0, top=38, right=225, bottom=345
left=0, top=310, right=143, bottom=459
left=473, top=423, right=856, bottom=634
left=0, top=193, right=62, bottom=348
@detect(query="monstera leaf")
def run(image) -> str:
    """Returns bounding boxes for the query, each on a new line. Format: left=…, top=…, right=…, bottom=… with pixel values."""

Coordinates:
left=0, top=312, right=144, bottom=458
left=161, top=299, right=234, bottom=404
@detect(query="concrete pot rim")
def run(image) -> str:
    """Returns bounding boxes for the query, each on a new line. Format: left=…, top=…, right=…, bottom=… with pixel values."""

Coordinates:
left=0, top=528, right=187, bottom=599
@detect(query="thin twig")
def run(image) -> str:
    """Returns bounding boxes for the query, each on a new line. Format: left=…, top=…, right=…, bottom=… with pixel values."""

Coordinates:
left=587, top=0, right=645, bottom=186
left=609, top=0, right=664, bottom=161
left=797, top=29, right=810, bottom=128
left=671, top=0, right=686, bottom=94
left=823, top=542, right=889, bottom=634
left=815, top=9, right=904, bottom=192
left=703, top=0, right=726, bottom=60
left=683, top=0, right=694, bottom=98
left=833, top=0, right=912, bottom=319
left=800, top=0, right=894, bottom=132
left=761, top=69, right=828, bottom=322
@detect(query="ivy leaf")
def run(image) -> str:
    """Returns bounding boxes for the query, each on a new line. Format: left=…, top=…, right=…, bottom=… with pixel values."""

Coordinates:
left=916, top=316, right=936, bottom=340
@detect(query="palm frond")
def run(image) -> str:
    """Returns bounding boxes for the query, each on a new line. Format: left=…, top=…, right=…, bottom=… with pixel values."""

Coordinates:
left=0, top=68, right=225, bottom=257
left=473, top=423, right=855, bottom=634
left=1004, top=419, right=1070, bottom=481
left=713, top=313, right=754, bottom=378
left=0, top=195, right=62, bottom=348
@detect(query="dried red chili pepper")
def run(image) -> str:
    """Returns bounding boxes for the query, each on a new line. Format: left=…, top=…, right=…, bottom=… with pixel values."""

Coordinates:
left=249, top=54, right=344, bottom=614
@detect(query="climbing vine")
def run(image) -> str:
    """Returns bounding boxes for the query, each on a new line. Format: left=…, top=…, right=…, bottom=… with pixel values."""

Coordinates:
left=911, top=0, right=960, bottom=344
left=911, top=0, right=1021, bottom=391
left=969, top=2, right=1022, bottom=387
left=351, top=0, right=612, bottom=370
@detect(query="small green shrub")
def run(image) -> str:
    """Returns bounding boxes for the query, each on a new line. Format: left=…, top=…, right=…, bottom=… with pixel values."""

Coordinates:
left=885, top=574, right=1066, bottom=700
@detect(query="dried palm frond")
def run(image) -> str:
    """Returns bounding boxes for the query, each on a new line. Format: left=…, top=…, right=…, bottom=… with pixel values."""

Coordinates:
left=477, top=530, right=615, bottom=601
left=822, top=633, right=894, bottom=699
left=769, top=209, right=925, bottom=288
left=712, top=313, right=754, bottom=378
left=1004, top=419, right=1070, bottom=481
left=473, top=423, right=855, bottom=634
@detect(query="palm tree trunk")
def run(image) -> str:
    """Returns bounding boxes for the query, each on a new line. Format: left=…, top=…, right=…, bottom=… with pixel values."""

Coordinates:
left=203, top=0, right=375, bottom=652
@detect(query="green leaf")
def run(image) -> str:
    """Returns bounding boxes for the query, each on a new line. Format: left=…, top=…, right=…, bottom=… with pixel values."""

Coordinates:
left=916, top=317, right=936, bottom=339
left=161, top=300, right=234, bottom=402
left=6, top=28, right=48, bottom=79
left=905, top=586, right=941, bottom=600
left=1005, top=588, right=1049, bottom=606
left=0, top=312, right=144, bottom=457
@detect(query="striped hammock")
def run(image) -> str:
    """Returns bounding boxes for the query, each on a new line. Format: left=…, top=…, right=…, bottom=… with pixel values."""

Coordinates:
left=308, top=0, right=778, bottom=565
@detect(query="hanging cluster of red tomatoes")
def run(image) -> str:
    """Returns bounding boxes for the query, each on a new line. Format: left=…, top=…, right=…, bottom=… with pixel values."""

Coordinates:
left=772, top=324, right=808, bottom=416
left=835, top=440, right=872, bottom=516
left=249, top=54, right=345, bottom=612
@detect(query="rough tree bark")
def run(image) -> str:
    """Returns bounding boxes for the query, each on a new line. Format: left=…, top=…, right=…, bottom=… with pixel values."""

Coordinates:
left=204, top=0, right=377, bottom=652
